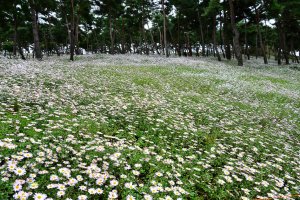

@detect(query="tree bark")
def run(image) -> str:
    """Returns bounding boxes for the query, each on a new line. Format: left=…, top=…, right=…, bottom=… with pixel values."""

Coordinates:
left=70, top=0, right=75, bottom=61
left=13, top=11, right=17, bottom=57
left=228, top=0, right=243, bottom=66
left=219, top=11, right=225, bottom=58
left=282, top=28, right=289, bottom=65
left=17, top=43, right=26, bottom=60
left=109, top=14, right=115, bottom=54
left=177, top=13, right=181, bottom=57
left=255, top=6, right=267, bottom=64
left=162, top=0, right=169, bottom=57
left=197, top=10, right=205, bottom=57
left=75, top=15, right=80, bottom=55
left=255, top=33, right=258, bottom=59
left=213, top=15, right=221, bottom=61
left=224, top=12, right=231, bottom=60
left=244, top=17, right=250, bottom=60
left=121, top=17, right=125, bottom=54
left=29, top=0, right=42, bottom=60
left=159, top=27, right=163, bottom=55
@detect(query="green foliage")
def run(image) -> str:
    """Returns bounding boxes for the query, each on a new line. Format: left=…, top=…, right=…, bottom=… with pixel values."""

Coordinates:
left=3, top=41, right=14, bottom=52
left=203, top=0, right=222, bottom=17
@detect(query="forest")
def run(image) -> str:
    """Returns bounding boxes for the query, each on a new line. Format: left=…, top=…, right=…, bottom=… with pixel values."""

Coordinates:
left=0, top=0, right=300, bottom=65
left=1, top=1, right=300, bottom=200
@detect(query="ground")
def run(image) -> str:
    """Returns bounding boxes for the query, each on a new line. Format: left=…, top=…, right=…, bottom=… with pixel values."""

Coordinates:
left=0, top=54, right=299, bottom=200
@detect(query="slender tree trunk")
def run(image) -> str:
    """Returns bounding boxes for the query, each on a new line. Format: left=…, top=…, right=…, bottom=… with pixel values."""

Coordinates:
left=258, top=26, right=267, bottom=64
left=186, top=33, right=192, bottom=56
left=29, top=0, right=42, bottom=60
left=224, top=12, right=231, bottom=60
left=277, top=19, right=288, bottom=65
left=277, top=22, right=282, bottom=65
left=213, top=16, right=221, bottom=61
left=65, top=18, right=71, bottom=44
left=220, top=11, right=225, bottom=58
left=121, top=17, right=125, bottom=54
left=48, top=22, right=60, bottom=57
left=75, top=15, right=80, bottom=55
left=177, top=14, right=181, bottom=57
left=70, top=0, right=75, bottom=61
left=17, top=43, right=26, bottom=60
left=290, top=41, right=299, bottom=63
left=277, top=48, right=282, bottom=65
left=197, top=10, right=205, bottom=57
left=255, top=33, right=258, bottom=59
left=43, top=31, right=49, bottom=56
left=13, top=12, right=17, bottom=57
left=282, top=29, right=289, bottom=65
left=228, top=0, right=243, bottom=66
left=109, top=14, right=114, bottom=54
left=148, top=23, right=158, bottom=55
left=255, top=7, right=267, bottom=64
left=141, top=1, right=149, bottom=55
left=244, top=18, right=250, bottom=60
left=162, top=0, right=169, bottom=57
left=159, top=27, right=164, bottom=55
left=294, top=51, right=299, bottom=63
left=264, top=20, right=270, bottom=60
left=205, top=26, right=209, bottom=56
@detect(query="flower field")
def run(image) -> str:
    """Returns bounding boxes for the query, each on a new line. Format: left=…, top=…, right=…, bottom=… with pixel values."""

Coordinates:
left=0, top=55, right=299, bottom=200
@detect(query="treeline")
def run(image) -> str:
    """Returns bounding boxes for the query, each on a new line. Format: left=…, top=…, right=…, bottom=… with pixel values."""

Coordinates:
left=0, top=0, right=299, bottom=66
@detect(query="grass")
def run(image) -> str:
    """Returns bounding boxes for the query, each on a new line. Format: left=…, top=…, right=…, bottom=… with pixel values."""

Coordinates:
left=0, top=55, right=299, bottom=200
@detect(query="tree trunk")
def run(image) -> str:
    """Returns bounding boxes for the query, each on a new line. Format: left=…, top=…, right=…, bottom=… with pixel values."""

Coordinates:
left=277, top=19, right=289, bottom=65
left=255, top=7, right=267, bottom=64
left=65, top=18, right=71, bottom=45
left=29, top=0, right=42, bottom=60
left=197, top=10, right=205, bottom=57
left=186, top=33, right=192, bottom=56
left=277, top=22, right=282, bottom=65
left=277, top=48, right=282, bottom=65
left=159, top=27, right=164, bottom=55
left=75, top=15, right=80, bottom=55
left=220, top=11, right=225, bottom=58
left=70, top=0, right=75, bottom=61
left=294, top=51, right=299, bottom=63
left=109, top=14, right=114, bottom=54
left=244, top=17, right=250, bottom=60
left=162, top=0, right=169, bottom=57
left=13, top=12, right=17, bottom=57
left=205, top=26, right=209, bottom=56
left=213, top=16, right=221, bottom=61
left=121, top=17, right=125, bottom=54
left=282, top=29, right=289, bottom=65
left=48, top=18, right=60, bottom=57
left=258, top=26, right=267, bottom=64
left=255, top=33, right=258, bottom=59
left=18, top=43, right=26, bottom=60
left=224, top=12, right=231, bottom=60
left=228, top=0, right=243, bottom=66
left=141, top=1, right=149, bottom=55
left=43, top=31, right=49, bottom=56
left=176, top=15, right=181, bottom=57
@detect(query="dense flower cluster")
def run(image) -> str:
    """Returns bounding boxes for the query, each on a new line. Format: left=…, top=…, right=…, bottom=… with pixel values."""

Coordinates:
left=0, top=55, right=299, bottom=199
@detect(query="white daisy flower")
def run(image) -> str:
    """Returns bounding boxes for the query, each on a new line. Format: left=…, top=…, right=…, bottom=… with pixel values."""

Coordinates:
left=14, top=168, right=26, bottom=176
left=126, top=195, right=136, bottom=200
left=33, top=193, right=47, bottom=200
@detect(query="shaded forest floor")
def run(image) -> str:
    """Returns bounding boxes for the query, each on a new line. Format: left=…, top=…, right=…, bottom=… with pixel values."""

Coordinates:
left=0, top=55, right=300, bottom=200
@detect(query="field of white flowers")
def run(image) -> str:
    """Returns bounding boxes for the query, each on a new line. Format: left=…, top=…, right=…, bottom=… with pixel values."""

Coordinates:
left=0, top=54, right=299, bottom=200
